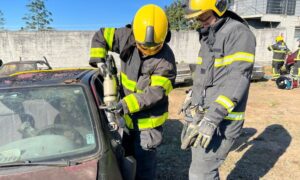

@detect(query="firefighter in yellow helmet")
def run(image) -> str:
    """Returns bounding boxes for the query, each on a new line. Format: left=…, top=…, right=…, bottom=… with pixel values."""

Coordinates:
left=89, top=4, right=176, bottom=180
left=180, top=0, right=256, bottom=179
left=268, top=35, right=290, bottom=79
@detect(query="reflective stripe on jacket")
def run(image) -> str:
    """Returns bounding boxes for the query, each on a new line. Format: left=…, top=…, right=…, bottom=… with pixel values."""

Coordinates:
left=192, top=15, right=256, bottom=138
left=90, top=27, right=176, bottom=130
left=295, top=48, right=300, bottom=61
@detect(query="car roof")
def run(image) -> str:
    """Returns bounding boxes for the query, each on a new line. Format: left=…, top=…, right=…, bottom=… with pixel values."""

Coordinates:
left=0, top=68, right=97, bottom=88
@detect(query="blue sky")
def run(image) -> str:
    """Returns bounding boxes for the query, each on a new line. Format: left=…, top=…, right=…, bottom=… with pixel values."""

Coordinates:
left=0, top=0, right=174, bottom=30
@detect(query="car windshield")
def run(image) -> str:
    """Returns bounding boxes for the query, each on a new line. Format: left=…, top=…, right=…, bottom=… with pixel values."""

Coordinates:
left=0, top=86, right=97, bottom=164
left=0, top=64, right=18, bottom=76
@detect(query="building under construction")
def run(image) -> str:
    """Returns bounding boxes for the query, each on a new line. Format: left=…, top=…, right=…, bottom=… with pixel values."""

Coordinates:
left=230, top=0, right=300, bottom=49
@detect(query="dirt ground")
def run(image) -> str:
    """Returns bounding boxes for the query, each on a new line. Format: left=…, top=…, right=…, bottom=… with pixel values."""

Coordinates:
left=156, top=79, right=300, bottom=180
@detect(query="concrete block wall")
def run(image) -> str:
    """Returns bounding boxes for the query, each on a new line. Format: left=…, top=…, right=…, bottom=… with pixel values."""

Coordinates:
left=0, top=31, right=95, bottom=68
left=0, top=29, right=297, bottom=68
left=168, top=31, right=200, bottom=64
left=253, top=28, right=284, bottom=65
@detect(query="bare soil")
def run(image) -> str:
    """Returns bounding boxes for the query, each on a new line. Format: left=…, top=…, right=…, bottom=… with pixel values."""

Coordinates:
left=157, top=79, right=300, bottom=180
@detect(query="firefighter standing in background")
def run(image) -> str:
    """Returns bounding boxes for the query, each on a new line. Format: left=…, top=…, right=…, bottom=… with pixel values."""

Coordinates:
left=268, top=35, right=290, bottom=79
left=89, top=4, right=176, bottom=180
left=293, top=39, right=300, bottom=79
left=180, top=0, right=256, bottom=179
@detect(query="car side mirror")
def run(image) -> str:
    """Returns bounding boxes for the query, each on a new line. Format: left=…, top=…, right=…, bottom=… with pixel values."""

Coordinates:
left=0, top=59, right=3, bottom=67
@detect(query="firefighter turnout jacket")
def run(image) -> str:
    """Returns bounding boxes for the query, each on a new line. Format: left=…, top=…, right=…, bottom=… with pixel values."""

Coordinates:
left=90, top=27, right=176, bottom=130
left=268, top=42, right=290, bottom=62
left=191, top=11, right=256, bottom=138
left=296, top=47, right=300, bottom=61
left=294, top=47, right=300, bottom=76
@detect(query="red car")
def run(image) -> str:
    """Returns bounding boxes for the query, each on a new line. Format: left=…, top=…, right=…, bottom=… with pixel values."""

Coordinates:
left=0, top=69, right=135, bottom=180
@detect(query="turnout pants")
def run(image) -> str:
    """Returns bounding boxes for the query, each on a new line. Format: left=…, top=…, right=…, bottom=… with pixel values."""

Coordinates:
left=294, top=60, right=300, bottom=78
left=189, top=131, right=235, bottom=180
left=122, top=126, right=163, bottom=180
left=272, top=61, right=284, bottom=78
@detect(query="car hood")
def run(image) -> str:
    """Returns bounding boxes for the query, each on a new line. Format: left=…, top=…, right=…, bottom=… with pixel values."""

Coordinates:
left=0, top=160, right=98, bottom=180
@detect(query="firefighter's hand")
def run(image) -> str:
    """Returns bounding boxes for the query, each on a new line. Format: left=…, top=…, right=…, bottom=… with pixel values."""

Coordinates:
left=106, top=102, right=123, bottom=115
left=193, top=117, right=217, bottom=149
left=180, top=113, right=203, bottom=150
left=89, top=59, right=106, bottom=75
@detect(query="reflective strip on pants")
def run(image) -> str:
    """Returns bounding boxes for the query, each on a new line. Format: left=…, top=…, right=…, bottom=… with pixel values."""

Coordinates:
left=124, top=112, right=168, bottom=130
left=215, top=95, right=235, bottom=113
left=272, top=68, right=280, bottom=78
left=224, top=112, right=245, bottom=121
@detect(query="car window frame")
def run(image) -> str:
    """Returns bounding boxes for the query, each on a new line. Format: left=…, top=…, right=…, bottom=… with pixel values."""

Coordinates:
left=0, top=84, right=101, bottom=162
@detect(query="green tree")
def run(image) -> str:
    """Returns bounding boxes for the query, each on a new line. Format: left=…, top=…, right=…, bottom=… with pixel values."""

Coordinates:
left=0, top=10, right=5, bottom=30
left=22, top=0, right=53, bottom=30
left=165, top=0, right=201, bottom=30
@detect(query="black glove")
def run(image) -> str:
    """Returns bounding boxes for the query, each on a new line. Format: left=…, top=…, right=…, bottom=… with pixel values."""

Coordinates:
left=193, top=117, right=217, bottom=149
left=89, top=62, right=98, bottom=68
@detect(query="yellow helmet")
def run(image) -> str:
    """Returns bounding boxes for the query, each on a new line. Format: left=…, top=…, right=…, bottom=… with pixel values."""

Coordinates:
left=133, top=4, right=168, bottom=56
left=276, top=35, right=284, bottom=43
left=185, top=0, right=228, bottom=19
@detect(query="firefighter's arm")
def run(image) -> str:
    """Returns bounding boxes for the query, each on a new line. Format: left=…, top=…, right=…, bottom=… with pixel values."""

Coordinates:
left=204, top=27, right=256, bottom=125
left=286, top=46, right=292, bottom=55
left=267, top=45, right=273, bottom=51
left=121, top=58, right=176, bottom=114
left=89, top=27, right=129, bottom=65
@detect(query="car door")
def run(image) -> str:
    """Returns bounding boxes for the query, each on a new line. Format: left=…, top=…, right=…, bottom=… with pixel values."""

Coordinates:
left=90, top=73, right=136, bottom=180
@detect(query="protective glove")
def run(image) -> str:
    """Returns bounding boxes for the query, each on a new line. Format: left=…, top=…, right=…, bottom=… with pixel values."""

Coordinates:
left=180, top=112, right=203, bottom=150
left=106, top=101, right=124, bottom=115
left=193, top=117, right=217, bottom=149
left=89, top=58, right=106, bottom=76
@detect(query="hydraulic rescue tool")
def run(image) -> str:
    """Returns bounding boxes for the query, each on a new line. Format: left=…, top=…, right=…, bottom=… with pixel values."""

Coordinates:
left=98, top=56, right=136, bottom=180
left=99, top=55, right=125, bottom=132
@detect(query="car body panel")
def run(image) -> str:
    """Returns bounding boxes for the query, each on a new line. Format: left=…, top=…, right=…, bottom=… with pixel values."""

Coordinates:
left=0, top=160, right=98, bottom=180
left=0, top=69, right=130, bottom=180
